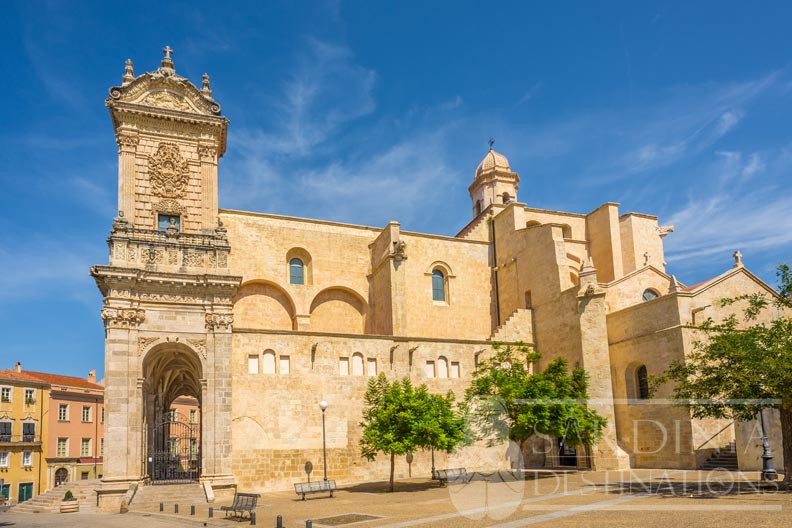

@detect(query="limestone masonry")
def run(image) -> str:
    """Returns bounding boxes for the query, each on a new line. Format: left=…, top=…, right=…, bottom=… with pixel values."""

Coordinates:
left=89, top=49, right=785, bottom=511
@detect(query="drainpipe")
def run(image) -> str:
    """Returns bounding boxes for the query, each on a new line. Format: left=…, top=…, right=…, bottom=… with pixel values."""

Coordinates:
left=490, top=213, right=501, bottom=327
left=37, top=385, right=44, bottom=496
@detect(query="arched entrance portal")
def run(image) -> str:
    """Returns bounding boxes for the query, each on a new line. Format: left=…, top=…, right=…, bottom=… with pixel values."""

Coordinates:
left=142, top=344, right=203, bottom=484
left=55, top=467, right=68, bottom=487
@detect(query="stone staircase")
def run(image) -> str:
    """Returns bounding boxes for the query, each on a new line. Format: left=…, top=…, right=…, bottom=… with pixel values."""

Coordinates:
left=491, top=308, right=534, bottom=343
left=129, top=482, right=208, bottom=512
left=11, top=479, right=99, bottom=513
left=699, top=441, right=739, bottom=471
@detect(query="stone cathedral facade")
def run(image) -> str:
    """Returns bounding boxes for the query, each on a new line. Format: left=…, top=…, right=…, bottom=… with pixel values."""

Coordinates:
left=91, top=50, right=784, bottom=510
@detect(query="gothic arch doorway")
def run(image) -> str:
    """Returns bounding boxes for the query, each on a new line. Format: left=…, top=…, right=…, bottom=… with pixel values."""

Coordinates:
left=142, top=344, right=203, bottom=484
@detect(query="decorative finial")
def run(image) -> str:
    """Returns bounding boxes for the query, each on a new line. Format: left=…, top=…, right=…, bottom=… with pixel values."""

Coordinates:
left=161, top=45, right=175, bottom=71
left=733, top=250, right=743, bottom=268
left=488, top=137, right=495, bottom=150
left=669, top=275, right=681, bottom=293
left=202, top=73, right=212, bottom=96
left=122, top=59, right=135, bottom=85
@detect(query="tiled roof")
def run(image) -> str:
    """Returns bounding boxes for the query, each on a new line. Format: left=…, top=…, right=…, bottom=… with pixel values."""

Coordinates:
left=0, top=369, right=103, bottom=390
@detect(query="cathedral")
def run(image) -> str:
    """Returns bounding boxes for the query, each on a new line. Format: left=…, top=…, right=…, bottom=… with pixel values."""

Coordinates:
left=90, top=49, right=783, bottom=510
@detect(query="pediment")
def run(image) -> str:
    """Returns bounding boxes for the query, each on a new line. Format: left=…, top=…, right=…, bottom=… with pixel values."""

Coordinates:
left=108, top=71, right=220, bottom=116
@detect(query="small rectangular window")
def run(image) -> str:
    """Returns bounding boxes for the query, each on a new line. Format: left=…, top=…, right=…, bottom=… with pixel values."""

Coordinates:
left=58, top=404, right=69, bottom=421
left=157, top=214, right=180, bottom=232
left=247, top=354, right=259, bottom=374
left=81, top=471, right=89, bottom=480
left=425, top=361, right=435, bottom=378
left=22, top=422, right=35, bottom=442
left=0, top=422, right=10, bottom=441
left=81, top=438, right=91, bottom=457
left=279, top=356, right=290, bottom=375
left=82, top=406, right=92, bottom=423
left=24, top=389, right=35, bottom=405
left=22, top=451, right=32, bottom=467
left=339, top=357, right=349, bottom=376
left=57, top=438, right=68, bottom=457
left=0, top=452, right=8, bottom=467
left=0, top=387, right=10, bottom=402
left=189, top=410, right=197, bottom=424
left=366, top=358, right=377, bottom=376
left=450, top=361, right=461, bottom=379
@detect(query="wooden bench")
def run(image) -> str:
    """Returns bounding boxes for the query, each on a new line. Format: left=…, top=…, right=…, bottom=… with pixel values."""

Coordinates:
left=434, top=468, right=470, bottom=486
left=219, top=491, right=260, bottom=519
left=294, top=480, right=336, bottom=500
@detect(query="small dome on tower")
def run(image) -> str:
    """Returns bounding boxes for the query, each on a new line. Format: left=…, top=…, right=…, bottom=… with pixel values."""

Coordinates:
left=475, top=149, right=511, bottom=178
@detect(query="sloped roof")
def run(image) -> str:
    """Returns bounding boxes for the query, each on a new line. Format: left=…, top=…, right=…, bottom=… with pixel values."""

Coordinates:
left=0, top=369, right=103, bottom=390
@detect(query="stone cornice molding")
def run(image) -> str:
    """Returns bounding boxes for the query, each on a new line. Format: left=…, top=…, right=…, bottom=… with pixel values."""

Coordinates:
left=91, top=266, right=241, bottom=306
left=101, top=307, right=145, bottom=329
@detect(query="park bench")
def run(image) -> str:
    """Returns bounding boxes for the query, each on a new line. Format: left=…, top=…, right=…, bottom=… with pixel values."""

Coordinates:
left=219, top=491, right=260, bottom=519
left=294, top=479, right=336, bottom=500
left=434, top=468, right=470, bottom=486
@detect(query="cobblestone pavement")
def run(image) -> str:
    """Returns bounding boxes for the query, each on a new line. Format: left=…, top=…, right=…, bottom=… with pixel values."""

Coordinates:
left=1, top=470, right=789, bottom=527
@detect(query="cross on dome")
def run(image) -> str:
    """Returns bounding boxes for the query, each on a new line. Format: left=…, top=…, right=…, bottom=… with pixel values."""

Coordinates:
left=163, top=45, right=174, bottom=59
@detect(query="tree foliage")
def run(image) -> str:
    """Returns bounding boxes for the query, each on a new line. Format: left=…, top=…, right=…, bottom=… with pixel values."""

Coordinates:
left=464, top=343, right=607, bottom=450
left=359, top=373, right=466, bottom=491
left=656, top=264, right=792, bottom=483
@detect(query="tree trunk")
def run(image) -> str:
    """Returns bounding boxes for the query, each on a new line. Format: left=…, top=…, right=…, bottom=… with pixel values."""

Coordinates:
left=781, top=405, right=792, bottom=485
left=389, top=452, right=395, bottom=492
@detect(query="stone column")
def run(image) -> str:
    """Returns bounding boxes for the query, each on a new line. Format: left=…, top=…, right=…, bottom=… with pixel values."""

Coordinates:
left=201, top=312, right=235, bottom=489
left=198, top=145, right=218, bottom=231
left=97, top=306, right=145, bottom=512
left=116, top=133, right=139, bottom=220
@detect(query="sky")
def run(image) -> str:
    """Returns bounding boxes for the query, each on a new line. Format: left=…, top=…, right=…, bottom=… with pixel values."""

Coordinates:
left=1, top=1, right=791, bottom=379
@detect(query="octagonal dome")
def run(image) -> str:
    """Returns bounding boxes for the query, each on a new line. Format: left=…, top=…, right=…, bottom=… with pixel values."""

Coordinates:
left=475, top=149, right=511, bottom=178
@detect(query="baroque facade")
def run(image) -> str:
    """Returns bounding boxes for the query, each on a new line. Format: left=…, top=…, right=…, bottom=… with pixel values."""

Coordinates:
left=91, top=50, right=785, bottom=510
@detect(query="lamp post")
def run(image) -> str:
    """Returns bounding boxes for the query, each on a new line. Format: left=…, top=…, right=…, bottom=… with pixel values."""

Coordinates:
left=758, top=409, right=778, bottom=481
left=319, top=400, right=329, bottom=481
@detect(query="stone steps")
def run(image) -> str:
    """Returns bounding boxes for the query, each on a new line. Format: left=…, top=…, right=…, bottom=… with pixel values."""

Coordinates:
left=491, top=308, right=533, bottom=343
left=129, top=482, right=207, bottom=512
left=11, top=480, right=99, bottom=513
left=699, top=441, right=739, bottom=471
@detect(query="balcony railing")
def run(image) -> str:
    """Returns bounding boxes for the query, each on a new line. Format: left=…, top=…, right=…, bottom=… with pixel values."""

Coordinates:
left=0, top=434, right=41, bottom=445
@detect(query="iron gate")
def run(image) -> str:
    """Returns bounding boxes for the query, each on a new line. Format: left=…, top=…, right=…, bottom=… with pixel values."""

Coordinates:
left=149, top=412, right=199, bottom=484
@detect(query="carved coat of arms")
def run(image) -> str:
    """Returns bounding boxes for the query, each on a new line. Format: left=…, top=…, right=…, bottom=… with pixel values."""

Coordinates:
left=148, top=142, right=190, bottom=198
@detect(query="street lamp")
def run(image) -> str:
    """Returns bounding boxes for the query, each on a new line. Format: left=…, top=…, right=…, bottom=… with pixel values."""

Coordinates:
left=319, top=400, right=329, bottom=481
left=758, top=409, right=778, bottom=481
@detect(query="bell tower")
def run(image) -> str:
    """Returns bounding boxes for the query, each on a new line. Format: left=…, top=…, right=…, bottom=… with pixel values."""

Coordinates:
left=92, top=48, right=240, bottom=511
left=469, top=144, right=520, bottom=218
left=107, top=46, right=228, bottom=233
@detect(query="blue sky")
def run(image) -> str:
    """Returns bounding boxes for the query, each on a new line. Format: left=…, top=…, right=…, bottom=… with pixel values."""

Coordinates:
left=1, top=1, right=791, bottom=379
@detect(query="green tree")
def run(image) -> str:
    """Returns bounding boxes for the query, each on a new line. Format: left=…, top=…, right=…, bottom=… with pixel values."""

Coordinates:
left=360, top=373, right=466, bottom=491
left=464, top=342, right=607, bottom=454
left=657, top=264, right=792, bottom=484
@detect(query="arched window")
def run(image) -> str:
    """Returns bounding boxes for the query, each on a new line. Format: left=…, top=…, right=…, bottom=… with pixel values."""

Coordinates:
left=432, top=270, right=446, bottom=302
left=642, top=289, right=659, bottom=302
left=437, top=356, right=449, bottom=378
left=475, top=200, right=482, bottom=216
left=636, top=365, right=649, bottom=400
left=289, top=258, right=304, bottom=285
left=352, top=353, right=364, bottom=376
left=502, top=192, right=511, bottom=204
left=561, top=224, right=572, bottom=239
left=262, top=351, right=276, bottom=374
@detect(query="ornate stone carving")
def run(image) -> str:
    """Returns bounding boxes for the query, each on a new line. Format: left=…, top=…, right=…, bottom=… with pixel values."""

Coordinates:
left=198, top=145, right=217, bottom=160
left=217, top=252, right=227, bottom=268
left=205, top=313, right=233, bottom=332
left=112, top=210, right=133, bottom=232
left=183, top=250, right=203, bottom=267
left=391, top=240, right=407, bottom=262
left=153, top=199, right=186, bottom=214
left=141, top=90, right=194, bottom=112
left=148, top=142, right=190, bottom=199
left=127, top=245, right=137, bottom=262
left=142, top=246, right=164, bottom=264
left=187, top=338, right=207, bottom=359
left=657, top=225, right=675, bottom=238
left=137, top=336, right=160, bottom=356
left=101, top=307, right=145, bottom=329
left=116, top=134, right=139, bottom=151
